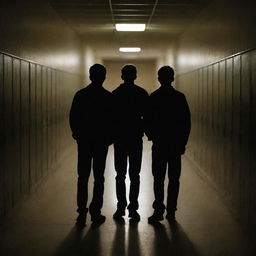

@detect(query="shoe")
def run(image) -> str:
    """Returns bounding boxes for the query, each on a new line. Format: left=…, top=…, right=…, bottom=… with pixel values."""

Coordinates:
left=128, top=210, right=140, bottom=222
left=166, top=212, right=175, bottom=222
left=91, top=214, right=106, bottom=224
left=76, top=214, right=86, bottom=228
left=148, top=213, right=164, bottom=224
left=113, top=209, right=125, bottom=222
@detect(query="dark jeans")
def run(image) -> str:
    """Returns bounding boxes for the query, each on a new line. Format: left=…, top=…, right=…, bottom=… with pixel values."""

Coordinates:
left=76, top=141, right=108, bottom=216
left=152, top=144, right=181, bottom=215
left=114, top=139, right=143, bottom=212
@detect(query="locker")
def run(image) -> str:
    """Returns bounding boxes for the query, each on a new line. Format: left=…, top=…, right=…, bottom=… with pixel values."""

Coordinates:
left=198, top=69, right=203, bottom=166
left=241, top=53, right=251, bottom=141
left=30, top=63, right=36, bottom=186
left=20, top=60, right=30, bottom=194
left=212, top=63, right=219, bottom=180
left=225, top=58, right=234, bottom=191
left=207, top=65, right=213, bottom=177
left=3, top=55, right=13, bottom=211
left=41, top=66, right=48, bottom=176
left=36, top=65, right=43, bottom=181
left=249, top=49, right=256, bottom=240
left=0, top=54, right=4, bottom=217
left=12, top=58, right=21, bottom=203
left=233, top=55, right=243, bottom=216
left=219, top=60, right=226, bottom=186
left=52, top=70, right=57, bottom=163
left=47, top=68, right=52, bottom=172
left=250, top=51, right=256, bottom=172
left=240, top=52, right=251, bottom=222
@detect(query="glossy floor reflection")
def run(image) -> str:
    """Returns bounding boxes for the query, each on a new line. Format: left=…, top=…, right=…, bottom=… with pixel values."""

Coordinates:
left=0, top=140, right=254, bottom=256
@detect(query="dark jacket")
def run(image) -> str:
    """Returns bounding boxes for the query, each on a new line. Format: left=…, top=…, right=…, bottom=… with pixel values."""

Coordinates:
left=145, top=85, right=191, bottom=154
left=112, top=83, right=148, bottom=142
left=69, top=83, right=114, bottom=145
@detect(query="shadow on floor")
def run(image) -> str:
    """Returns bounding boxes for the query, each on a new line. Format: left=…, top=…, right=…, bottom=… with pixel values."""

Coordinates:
left=55, top=224, right=103, bottom=256
left=55, top=221, right=199, bottom=256
left=110, top=222, right=126, bottom=256
left=110, top=221, right=141, bottom=256
left=152, top=221, right=199, bottom=256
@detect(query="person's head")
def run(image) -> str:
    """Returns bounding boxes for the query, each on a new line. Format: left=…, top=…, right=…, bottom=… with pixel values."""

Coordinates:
left=158, top=66, right=174, bottom=85
left=121, top=64, right=137, bottom=83
left=89, top=64, right=106, bottom=84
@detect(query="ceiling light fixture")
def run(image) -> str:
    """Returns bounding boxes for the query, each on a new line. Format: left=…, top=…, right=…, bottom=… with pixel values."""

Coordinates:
left=119, top=47, right=141, bottom=52
left=115, top=24, right=146, bottom=32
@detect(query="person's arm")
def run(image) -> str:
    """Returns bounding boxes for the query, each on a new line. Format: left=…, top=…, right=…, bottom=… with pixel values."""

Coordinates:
left=141, top=91, right=149, bottom=137
left=181, top=94, right=191, bottom=147
left=143, top=95, right=154, bottom=141
left=69, top=92, right=80, bottom=140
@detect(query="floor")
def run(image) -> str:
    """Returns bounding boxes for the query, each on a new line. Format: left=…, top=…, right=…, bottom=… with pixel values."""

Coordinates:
left=0, top=140, right=254, bottom=256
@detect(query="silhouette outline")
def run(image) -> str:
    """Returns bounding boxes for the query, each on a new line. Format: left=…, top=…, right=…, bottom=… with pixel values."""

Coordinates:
left=112, top=64, right=148, bottom=222
left=145, top=66, right=191, bottom=223
left=69, top=64, right=114, bottom=227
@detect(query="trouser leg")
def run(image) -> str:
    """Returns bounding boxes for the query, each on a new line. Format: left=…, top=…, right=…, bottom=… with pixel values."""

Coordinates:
left=77, top=143, right=92, bottom=215
left=167, top=154, right=181, bottom=214
left=89, top=146, right=108, bottom=216
left=152, top=145, right=167, bottom=215
left=128, top=140, right=142, bottom=211
left=114, top=143, right=128, bottom=211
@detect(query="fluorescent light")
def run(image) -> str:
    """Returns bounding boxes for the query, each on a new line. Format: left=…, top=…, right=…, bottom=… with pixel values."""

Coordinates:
left=119, top=47, right=141, bottom=53
left=115, top=24, right=145, bottom=32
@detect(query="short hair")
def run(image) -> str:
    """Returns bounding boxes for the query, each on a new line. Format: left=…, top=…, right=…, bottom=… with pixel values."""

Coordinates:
left=89, top=64, right=106, bottom=77
left=158, top=66, right=174, bottom=77
left=121, top=64, right=137, bottom=76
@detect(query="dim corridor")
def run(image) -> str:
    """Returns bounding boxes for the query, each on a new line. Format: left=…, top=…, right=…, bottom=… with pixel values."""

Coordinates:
left=0, top=140, right=253, bottom=256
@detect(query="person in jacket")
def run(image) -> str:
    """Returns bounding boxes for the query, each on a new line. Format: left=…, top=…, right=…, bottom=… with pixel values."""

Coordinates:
left=145, top=66, right=191, bottom=223
left=69, top=64, right=114, bottom=227
left=112, top=64, right=148, bottom=222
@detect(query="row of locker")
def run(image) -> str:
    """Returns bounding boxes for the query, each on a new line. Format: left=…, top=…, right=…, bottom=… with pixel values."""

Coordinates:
left=177, top=49, right=256, bottom=239
left=0, top=53, right=81, bottom=219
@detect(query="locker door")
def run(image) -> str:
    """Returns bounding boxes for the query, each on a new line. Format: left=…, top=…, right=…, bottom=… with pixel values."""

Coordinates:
left=30, top=63, right=36, bottom=186
left=0, top=54, right=4, bottom=217
left=12, top=58, right=21, bottom=203
left=3, top=55, right=13, bottom=212
left=20, top=60, right=30, bottom=194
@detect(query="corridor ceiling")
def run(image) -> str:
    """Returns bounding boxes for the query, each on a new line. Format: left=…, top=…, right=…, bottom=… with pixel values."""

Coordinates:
left=49, top=0, right=213, bottom=59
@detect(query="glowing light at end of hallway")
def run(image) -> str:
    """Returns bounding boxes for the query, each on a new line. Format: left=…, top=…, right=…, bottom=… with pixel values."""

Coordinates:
left=119, top=47, right=141, bottom=53
left=115, top=24, right=146, bottom=31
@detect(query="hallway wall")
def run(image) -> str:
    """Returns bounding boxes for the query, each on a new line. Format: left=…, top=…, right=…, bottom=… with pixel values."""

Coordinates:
left=174, top=0, right=256, bottom=74
left=171, top=0, right=256, bottom=242
left=0, top=0, right=82, bottom=220
left=0, top=0, right=82, bottom=74
left=0, top=52, right=81, bottom=220
left=177, top=48, right=256, bottom=239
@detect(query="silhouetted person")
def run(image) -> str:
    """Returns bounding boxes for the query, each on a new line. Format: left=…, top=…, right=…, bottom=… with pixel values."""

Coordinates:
left=145, top=66, right=191, bottom=223
left=69, top=64, right=113, bottom=227
left=112, top=65, right=148, bottom=222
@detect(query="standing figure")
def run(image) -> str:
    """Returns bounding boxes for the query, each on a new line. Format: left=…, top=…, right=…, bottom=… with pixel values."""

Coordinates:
left=69, top=64, right=113, bottom=227
left=112, top=65, right=148, bottom=222
left=145, top=66, right=191, bottom=223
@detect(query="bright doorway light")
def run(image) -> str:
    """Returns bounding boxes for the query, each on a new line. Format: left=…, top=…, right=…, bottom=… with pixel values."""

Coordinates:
left=119, top=47, right=141, bottom=52
left=115, top=24, right=146, bottom=32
